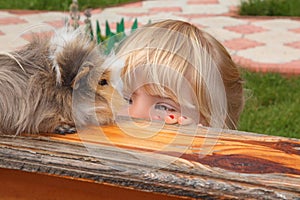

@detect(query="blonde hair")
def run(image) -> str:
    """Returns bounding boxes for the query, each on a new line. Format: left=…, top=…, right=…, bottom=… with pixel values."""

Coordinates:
left=114, top=19, right=244, bottom=129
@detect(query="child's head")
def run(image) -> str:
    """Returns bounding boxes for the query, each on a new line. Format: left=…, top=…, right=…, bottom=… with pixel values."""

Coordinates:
left=113, top=19, right=244, bottom=129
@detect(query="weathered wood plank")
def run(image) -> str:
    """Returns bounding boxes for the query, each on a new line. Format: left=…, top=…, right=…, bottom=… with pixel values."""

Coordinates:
left=0, top=120, right=300, bottom=199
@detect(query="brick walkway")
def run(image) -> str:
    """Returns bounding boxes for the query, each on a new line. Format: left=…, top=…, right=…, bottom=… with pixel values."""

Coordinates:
left=0, top=0, right=300, bottom=75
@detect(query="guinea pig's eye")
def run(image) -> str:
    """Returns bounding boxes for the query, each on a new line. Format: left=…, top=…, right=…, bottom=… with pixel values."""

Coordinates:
left=98, top=79, right=108, bottom=86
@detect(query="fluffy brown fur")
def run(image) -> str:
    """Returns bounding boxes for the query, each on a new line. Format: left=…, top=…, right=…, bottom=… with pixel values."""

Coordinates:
left=0, top=28, right=118, bottom=135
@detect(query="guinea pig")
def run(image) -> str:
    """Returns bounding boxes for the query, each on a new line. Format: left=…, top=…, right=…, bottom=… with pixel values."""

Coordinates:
left=0, top=28, right=120, bottom=135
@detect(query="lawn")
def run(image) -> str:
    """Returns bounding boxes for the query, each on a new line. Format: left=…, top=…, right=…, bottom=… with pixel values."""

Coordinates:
left=238, top=70, right=300, bottom=139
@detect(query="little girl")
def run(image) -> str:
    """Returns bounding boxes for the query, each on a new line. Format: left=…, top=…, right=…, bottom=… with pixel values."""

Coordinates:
left=109, top=19, right=244, bottom=129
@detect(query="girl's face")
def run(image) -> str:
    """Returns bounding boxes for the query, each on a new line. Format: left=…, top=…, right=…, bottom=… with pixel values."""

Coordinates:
left=122, top=87, right=181, bottom=121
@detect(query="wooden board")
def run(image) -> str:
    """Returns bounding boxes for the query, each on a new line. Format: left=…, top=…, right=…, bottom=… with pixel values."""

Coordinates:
left=0, top=119, right=299, bottom=199
left=0, top=168, right=187, bottom=200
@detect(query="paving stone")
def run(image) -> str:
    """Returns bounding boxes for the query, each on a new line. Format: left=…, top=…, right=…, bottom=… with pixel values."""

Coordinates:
left=285, top=41, right=300, bottom=49
left=0, top=17, right=27, bottom=25
left=1, top=22, right=54, bottom=42
left=104, top=7, right=149, bottom=14
left=233, top=55, right=300, bottom=75
left=175, top=13, right=216, bottom=19
left=143, top=0, right=187, bottom=8
left=122, top=1, right=143, bottom=7
left=252, top=19, right=300, bottom=30
left=21, top=31, right=54, bottom=42
left=0, top=11, right=17, bottom=18
left=223, top=38, right=264, bottom=51
left=224, top=24, right=268, bottom=34
left=45, top=20, right=67, bottom=29
left=219, top=0, right=241, bottom=7
left=6, top=10, right=46, bottom=15
left=136, top=12, right=184, bottom=22
left=187, top=0, right=219, bottom=4
left=0, top=34, right=29, bottom=51
left=289, top=27, right=300, bottom=34
left=236, top=45, right=300, bottom=63
left=192, top=16, right=246, bottom=28
left=182, top=5, right=229, bottom=15
left=124, top=14, right=186, bottom=25
left=149, top=7, right=182, bottom=13
left=90, top=8, right=102, bottom=15
left=115, top=12, right=150, bottom=18
left=245, top=30, right=300, bottom=45
left=202, top=27, right=241, bottom=42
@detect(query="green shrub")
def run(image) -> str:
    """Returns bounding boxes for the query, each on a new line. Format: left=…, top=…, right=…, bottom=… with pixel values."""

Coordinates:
left=239, top=0, right=300, bottom=16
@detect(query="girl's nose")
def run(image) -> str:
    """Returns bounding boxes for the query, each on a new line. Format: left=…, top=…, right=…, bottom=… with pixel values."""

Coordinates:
left=129, top=103, right=168, bottom=121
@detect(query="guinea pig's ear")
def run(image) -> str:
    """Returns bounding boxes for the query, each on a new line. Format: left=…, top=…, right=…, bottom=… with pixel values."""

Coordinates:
left=71, top=66, right=91, bottom=89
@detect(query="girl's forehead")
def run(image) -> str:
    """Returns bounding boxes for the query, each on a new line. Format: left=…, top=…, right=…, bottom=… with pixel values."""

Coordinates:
left=122, top=83, right=177, bottom=105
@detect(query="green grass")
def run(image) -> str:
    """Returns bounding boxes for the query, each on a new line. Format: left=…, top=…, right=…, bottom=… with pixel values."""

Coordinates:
left=239, top=70, right=300, bottom=139
left=0, top=0, right=139, bottom=11
left=239, top=0, right=300, bottom=16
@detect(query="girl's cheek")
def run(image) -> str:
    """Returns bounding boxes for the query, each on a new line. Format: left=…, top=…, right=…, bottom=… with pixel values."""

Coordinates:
left=151, top=115, right=162, bottom=120
left=178, top=116, right=194, bottom=125
left=149, top=108, right=167, bottom=121
left=164, top=114, right=178, bottom=124
left=149, top=106, right=180, bottom=121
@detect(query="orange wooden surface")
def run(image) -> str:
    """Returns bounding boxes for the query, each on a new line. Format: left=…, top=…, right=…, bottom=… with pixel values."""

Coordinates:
left=0, top=168, right=186, bottom=200
left=45, top=124, right=300, bottom=174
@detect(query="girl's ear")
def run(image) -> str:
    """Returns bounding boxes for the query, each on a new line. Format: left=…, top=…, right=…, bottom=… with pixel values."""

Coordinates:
left=71, top=66, right=91, bottom=89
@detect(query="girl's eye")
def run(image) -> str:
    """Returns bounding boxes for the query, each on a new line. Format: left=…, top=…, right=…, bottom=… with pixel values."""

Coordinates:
left=124, top=97, right=133, bottom=104
left=154, top=104, right=176, bottom=112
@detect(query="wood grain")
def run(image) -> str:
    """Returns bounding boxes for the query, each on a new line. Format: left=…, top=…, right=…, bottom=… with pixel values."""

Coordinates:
left=0, top=120, right=299, bottom=199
